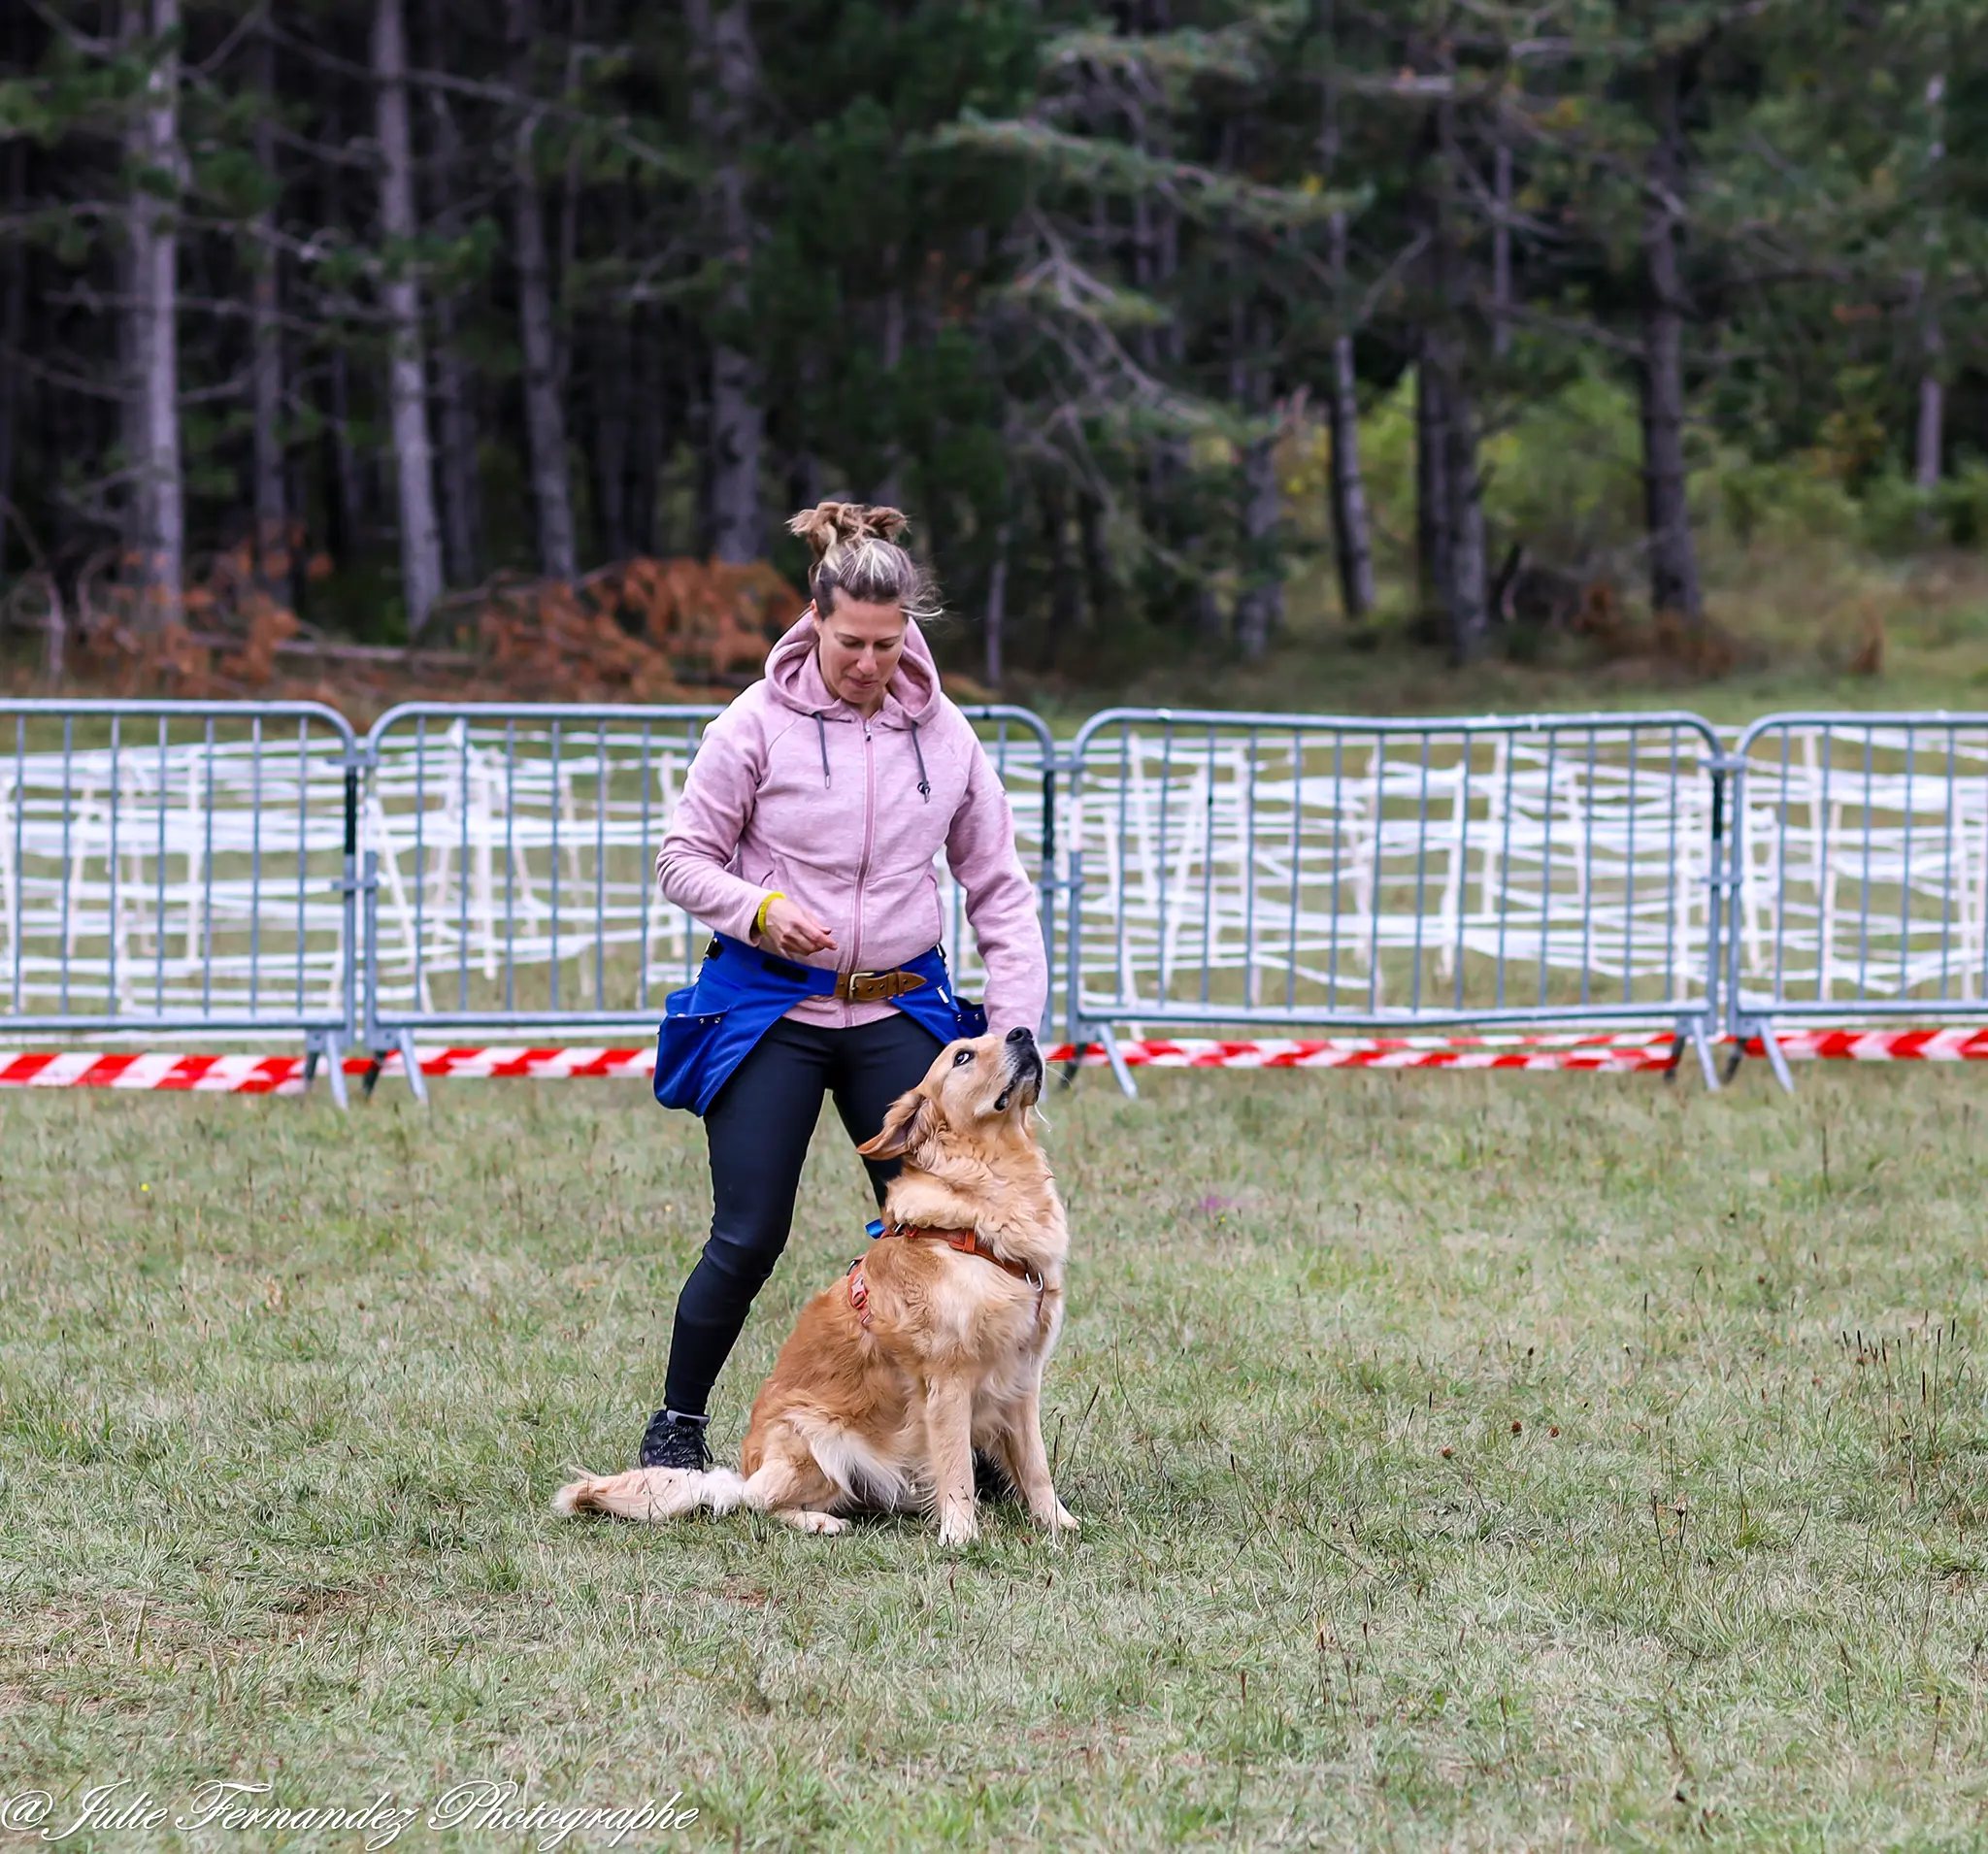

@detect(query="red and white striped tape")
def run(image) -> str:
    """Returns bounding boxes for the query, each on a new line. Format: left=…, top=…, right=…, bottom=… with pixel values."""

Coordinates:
left=2, top=1026, right=1986, bottom=1093
left=1055, top=1027, right=1988, bottom=1070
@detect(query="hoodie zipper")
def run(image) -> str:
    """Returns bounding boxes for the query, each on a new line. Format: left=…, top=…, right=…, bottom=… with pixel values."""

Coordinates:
left=846, top=715, right=878, bottom=1015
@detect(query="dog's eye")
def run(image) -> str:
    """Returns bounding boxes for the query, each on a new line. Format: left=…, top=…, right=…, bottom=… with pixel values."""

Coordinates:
left=952, top=1049, right=974, bottom=1066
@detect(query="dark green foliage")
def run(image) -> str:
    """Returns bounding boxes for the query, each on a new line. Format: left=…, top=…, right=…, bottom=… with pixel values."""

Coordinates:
left=2, top=1, right=1986, bottom=679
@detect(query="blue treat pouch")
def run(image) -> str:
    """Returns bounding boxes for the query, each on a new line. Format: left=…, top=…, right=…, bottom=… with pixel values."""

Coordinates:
left=652, top=986, right=727, bottom=1112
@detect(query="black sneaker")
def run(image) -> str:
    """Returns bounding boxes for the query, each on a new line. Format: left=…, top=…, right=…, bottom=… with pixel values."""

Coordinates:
left=639, top=1407, right=712, bottom=1472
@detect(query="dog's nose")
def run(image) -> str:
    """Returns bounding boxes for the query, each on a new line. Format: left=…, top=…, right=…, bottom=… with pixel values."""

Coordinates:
left=1007, top=1026, right=1035, bottom=1044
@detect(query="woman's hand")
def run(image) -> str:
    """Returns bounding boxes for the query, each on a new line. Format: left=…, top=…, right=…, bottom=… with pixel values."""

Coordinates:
left=758, top=895, right=837, bottom=961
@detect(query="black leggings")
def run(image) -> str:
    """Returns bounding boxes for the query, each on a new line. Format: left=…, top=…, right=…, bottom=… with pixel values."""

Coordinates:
left=663, top=1012, right=944, bottom=1417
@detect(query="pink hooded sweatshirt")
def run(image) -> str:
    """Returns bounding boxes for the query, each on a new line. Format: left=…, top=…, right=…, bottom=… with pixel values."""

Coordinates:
left=654, top=610, right=1047, bottom=1037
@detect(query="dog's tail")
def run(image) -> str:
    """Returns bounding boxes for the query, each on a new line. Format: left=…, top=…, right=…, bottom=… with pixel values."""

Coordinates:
left=550, top=1465, right=753, bottom=1525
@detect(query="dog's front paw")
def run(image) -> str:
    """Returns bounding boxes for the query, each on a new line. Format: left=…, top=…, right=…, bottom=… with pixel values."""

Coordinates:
left=1023, top=1490, right=1079, bottom=1533
left=938, top=1508, right=980, bottom=1548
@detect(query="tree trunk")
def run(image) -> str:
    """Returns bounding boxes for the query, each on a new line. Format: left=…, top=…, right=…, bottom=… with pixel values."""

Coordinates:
left=248, top=259, right=285, bottom=586
left=1916, top=359, right=1943, bottom=496
left=315, top=91, right=365, bottom=569
left=325, top=345, right=364, bottom=566
left=687, top=0, right=763, bottom=564
left=588, top=182, right=637, bottom=563
left=1314, top=0, right=1373, bottom=620
left=786, top=455, right=821, bottom=525
left=1325, top=216, right=1374, bottom=623
left=1078, top=492, right=1110, bottom=632
left=707, top=348, right=761, bottom=564
left=1234, top=425, right=1282, bottom=660
left=1235, top=302, right=1283, bottom=662
left=984, top=518, right=1010, bottom=690
left=1916, top=70, right=1946, bottom=501
left=591, top=314, right=632, bottom=561
left=249, top=15, right=286, bottom=590
left=1441, top=367, right=1488, bottom=661
left=1491, top=139, right=1513, bottom=358
left=432, top=298, right=480, bottom=585
left=1639, top=54, right=1702, bottom=624
left=1415, top=353, right=1450, bottom=624
left=0, top=143, right=25, bottom=579
left=373, top=0, right=444, bottom=632
left=1040, top=476, right=1076, bottom=662
left=1193, top=576, right=1225, bottom=645
left=629, top=313, right=663, bottom=555
left=421, top=0, right=480, bottom=586
left=1424, top=100, right=1487, bottom=660
left=127, top=0, right=183, bottom=628
left=872, top=274, right=904, bottom=507
left=507, top=0, right=577, bottom=580
left=786, top=443, right=822, bottom=528
left=1132, top=191, right=1158, bottom=373
left=116, top=234, right=143, bottom=557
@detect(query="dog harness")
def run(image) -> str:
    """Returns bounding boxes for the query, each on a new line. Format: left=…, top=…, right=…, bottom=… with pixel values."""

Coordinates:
left=846, top=1222, right=1047, bottom=1331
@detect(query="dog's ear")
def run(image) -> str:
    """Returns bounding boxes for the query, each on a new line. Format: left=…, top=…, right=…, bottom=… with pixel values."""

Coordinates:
left=856, top=1088, right=934, bottom=1161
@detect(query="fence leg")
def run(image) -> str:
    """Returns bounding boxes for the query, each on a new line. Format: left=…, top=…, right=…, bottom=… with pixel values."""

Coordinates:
left=1685, top=1016, right=1720, bottom=1093
left=363, top=1028, right=430, bottom=1103
left=1729, top=1013, right=1797, bottom=1095
left=1060, top=846, right=1085, bottom=1090
left=1057, top=1010, right=1086, bottom=1089
left=396, top=1026, right=430, bottom=1107
left=304, top=1028, right=349, bottom=1111
left=1099, top=1023, right=1139, bottom=1100
left=1757, top=1019, right=1796, bottom=1095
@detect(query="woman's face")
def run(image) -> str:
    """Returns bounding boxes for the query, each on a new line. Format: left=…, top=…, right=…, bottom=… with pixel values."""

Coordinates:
left=815, top=598, right=907, bottom=714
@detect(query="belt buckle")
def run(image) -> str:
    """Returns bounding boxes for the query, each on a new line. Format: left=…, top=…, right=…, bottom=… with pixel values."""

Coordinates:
left=844, top=968, right=888, bottom=1003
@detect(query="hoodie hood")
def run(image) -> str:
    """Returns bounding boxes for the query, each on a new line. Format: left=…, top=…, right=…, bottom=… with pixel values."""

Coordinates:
left=762, top=605, right=942, bottom=727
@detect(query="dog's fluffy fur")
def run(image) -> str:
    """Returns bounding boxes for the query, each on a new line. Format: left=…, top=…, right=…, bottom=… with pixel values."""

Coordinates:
left=552, top=1030, right=1076, bottom=1544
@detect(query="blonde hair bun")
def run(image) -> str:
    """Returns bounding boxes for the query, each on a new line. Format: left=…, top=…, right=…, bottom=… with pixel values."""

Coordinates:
left=786, top=502, right=910, bottom=558
left=785, top=500, right=939, bottom=621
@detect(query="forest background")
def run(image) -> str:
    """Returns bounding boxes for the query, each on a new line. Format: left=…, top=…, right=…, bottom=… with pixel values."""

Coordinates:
left=4, top=0, right=1988, bottom=717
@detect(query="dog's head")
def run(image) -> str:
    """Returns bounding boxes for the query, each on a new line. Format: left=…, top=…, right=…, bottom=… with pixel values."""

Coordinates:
left=855, top=1027, right=1045, bottom=1166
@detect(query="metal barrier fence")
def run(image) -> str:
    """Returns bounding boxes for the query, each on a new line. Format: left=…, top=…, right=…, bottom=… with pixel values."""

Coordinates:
left=7, top=698, right=1988, bottom=1107
left=1060, top=709, right=1731, bottom=1093
left=0, top=700, right=361, bottom=1104
left=1724, top=712, right=1988, bottom=1090
left=355, top=702, right=1056, bottom=1099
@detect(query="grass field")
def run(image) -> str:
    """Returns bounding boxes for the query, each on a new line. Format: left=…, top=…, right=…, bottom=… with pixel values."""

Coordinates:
left=5, top=1062, right=1988, bottom=1850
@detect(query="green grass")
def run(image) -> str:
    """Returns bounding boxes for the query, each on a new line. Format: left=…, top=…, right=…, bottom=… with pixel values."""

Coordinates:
left=5, top=1065, right=1988, bottom=1850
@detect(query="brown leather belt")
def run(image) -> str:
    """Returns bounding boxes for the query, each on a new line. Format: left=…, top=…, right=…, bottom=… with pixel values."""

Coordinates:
left=834, top=968, right=929, bottom=1005
left=705, top=937, right=932, bottom=1005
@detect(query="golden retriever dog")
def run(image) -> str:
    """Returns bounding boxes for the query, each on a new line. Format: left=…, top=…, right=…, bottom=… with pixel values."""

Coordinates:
left=552, top=1027, right=1076, bottom=1545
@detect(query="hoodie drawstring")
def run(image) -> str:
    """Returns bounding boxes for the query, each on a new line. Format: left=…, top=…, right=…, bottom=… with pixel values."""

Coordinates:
left=813, top=709, right=931, bottom=801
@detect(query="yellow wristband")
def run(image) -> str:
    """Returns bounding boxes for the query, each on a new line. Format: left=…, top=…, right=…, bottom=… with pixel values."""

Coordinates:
left=753, top=891, right=785, bottom=937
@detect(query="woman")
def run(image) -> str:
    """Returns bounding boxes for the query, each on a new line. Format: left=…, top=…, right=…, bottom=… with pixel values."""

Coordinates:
left=638, top=502, right=1047, bottom=1471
